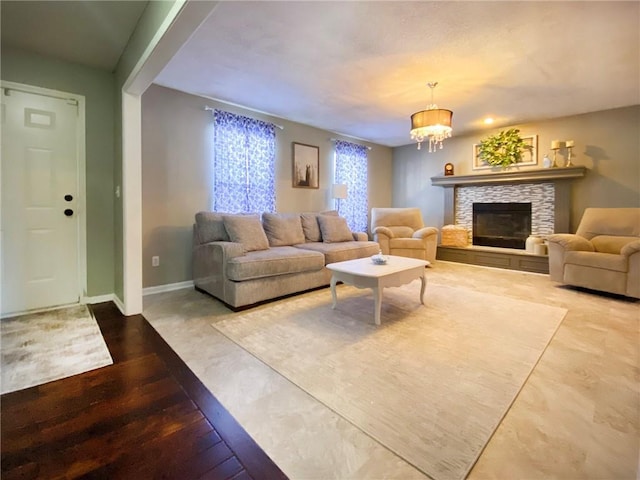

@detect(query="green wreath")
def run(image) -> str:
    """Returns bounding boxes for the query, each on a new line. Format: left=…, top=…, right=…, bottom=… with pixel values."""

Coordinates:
left=478, top=128, right=527, bottom=168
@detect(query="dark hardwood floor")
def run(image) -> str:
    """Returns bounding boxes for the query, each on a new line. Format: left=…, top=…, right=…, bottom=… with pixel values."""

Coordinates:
left=1, top=302, right=288, bottom=480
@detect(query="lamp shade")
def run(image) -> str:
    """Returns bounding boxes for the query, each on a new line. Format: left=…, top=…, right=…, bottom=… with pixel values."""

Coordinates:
left=332, top=183, right=348, bottom=199
left=410, top=108, right=453, bottom=131
left=410, top=108, right=453, bottom=151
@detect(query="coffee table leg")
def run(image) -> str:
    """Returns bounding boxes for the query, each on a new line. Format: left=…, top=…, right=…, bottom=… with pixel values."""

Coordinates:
left=373, top=286, right=382, bottom=325
left=330, top=275, right=338, bottom=309
left=419, top=274, right=426, bottom=305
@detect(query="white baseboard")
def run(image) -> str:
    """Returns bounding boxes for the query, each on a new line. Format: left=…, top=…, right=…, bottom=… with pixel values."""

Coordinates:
left=143, top=280, right=194, bottom=296
left=3, top=287, right=181, bottom=320
left=82, top=293, right=116, bottom=304
left=82, top=293, right=126, bottom=317
left=72, top=282, right=193, bottom=317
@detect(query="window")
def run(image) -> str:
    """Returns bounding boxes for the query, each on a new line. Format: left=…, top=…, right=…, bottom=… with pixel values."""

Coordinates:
left=213, top=110, right=276, bottom=213
left=334, top=140, right=368, bottom=232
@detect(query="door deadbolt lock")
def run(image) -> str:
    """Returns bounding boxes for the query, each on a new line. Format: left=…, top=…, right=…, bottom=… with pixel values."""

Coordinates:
left=64, top=194, right=73, bottom=201
left=64, top=209, right=74, bottom=217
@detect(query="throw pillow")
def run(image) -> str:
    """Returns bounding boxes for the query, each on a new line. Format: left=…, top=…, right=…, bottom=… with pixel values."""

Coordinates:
left=317, top=215, right=353, bottom=243
left=262, top=213, right=305, bottom=246
left=301, top=210, right=339, bottom=242
left=195, top=211, right=230, bottom=243
left=223, top=215, right=270, bottom=252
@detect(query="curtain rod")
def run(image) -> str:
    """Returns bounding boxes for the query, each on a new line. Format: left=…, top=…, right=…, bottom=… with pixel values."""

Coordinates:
left=330, top=137, right=372, bottom=150
left=204, top=106, right=284, bottom=130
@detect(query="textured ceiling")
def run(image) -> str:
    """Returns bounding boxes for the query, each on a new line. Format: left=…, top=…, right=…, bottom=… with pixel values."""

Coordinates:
left=156, top=1, right=640, bottom=147
left=1, top=0, right=148, bottom=71
left=2, top=1, right=637, bottom=146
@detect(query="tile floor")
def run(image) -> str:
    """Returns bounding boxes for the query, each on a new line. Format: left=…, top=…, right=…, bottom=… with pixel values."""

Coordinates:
left=143, top=261, right=639, bottom=479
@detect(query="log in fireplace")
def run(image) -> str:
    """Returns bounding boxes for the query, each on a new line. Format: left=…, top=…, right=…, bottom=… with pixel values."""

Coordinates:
left=472, top=202, right=532, bottom=249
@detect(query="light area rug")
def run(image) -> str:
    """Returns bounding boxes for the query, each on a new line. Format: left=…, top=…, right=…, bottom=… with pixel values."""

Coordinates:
left=1, top=304, right=113, bottom=394
left=212, top=281, right=567, bottom=480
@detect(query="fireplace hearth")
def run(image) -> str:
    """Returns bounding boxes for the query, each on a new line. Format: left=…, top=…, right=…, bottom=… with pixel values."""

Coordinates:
left=473, top=203, right=532, bottom=249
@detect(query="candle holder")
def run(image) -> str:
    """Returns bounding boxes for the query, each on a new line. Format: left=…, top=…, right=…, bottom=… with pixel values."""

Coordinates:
left=565, top=146, right=574, bottom=167
left=551, top=148, right=560, bottom=168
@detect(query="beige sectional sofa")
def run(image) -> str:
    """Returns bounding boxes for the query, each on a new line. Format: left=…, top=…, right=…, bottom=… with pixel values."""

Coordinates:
left=193, top=210, right=380, bottom=308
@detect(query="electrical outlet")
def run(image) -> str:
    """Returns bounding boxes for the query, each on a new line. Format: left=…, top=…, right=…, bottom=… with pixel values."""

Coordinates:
left=152, top=256, right=159, bottom=267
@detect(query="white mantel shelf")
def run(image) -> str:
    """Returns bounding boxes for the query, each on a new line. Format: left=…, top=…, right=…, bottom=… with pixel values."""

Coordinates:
left=431, top=166, right=587, bottom=187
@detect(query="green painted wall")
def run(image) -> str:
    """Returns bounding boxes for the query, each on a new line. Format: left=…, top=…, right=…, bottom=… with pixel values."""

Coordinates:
left=393, top=105, right=640, bottom=232
left=1, top=47, right=116, bottom=297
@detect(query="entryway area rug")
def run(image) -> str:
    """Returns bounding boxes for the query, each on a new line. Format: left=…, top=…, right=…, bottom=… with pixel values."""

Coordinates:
left=1, top=304, right=113, bottom=394
left=212, top=282, right=567, bottom=480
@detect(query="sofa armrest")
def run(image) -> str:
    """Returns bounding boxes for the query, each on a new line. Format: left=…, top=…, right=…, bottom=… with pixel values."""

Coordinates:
left=352, top=232, right=369, bottom=241
left=372, top=226, right=394, bottom=238
left=413, top=226, right=438, bottom=240
left=193, top=241, right=245, bottom=287
left=372, top=226, right=393, bottom=254
left=621, top=240, right=640, bottom=257
left=626, top=241, right=640, bottom=298
left=547, top=234, right=595, bottom=252
left=195, top=241, right=246, bottom=258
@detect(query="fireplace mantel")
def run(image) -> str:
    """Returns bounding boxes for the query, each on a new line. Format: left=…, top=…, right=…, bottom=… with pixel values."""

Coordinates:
left=430, top=166, right=587, bottom=187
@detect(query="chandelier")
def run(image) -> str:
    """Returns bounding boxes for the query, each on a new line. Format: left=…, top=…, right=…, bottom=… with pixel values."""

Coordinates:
left=410, top=82, right=453, bottom=152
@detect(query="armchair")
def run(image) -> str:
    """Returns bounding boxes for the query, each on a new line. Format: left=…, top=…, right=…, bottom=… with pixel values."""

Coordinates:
left=371, top=207, right=439, bottom=263
left=547, top=208, right=640, bottom=298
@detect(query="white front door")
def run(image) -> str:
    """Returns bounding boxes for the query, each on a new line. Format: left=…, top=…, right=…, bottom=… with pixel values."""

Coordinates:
left=1, top=85, right=83, bottom=316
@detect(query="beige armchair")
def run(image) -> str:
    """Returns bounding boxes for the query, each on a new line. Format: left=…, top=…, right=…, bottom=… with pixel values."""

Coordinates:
left=547, top=208, right=640, bottom=298
left=371, top=207, right=439, bottom=263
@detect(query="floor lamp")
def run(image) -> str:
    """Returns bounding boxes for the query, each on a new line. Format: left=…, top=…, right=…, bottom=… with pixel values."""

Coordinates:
left=332, top=183, right=348, bottom=215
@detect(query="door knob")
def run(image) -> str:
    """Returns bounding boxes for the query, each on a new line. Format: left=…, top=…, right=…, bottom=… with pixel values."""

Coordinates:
left=64, top=209, right=74, bottom=217
left=64, top=194, right=73, bottom=201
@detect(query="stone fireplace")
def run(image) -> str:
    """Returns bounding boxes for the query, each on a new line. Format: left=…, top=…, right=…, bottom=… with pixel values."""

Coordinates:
left=455, top=182, right=555, bottom=245
left=430, top=167, right=587, bottom=273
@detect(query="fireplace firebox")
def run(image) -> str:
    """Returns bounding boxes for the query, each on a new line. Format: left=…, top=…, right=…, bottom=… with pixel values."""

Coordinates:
left=472, top=203, right=532, bottom=249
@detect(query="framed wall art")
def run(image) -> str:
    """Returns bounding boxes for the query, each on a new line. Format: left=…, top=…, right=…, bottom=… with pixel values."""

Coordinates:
left=292, top=142, right=319, bottom=188
left=472, top=134, right=538, bottom=170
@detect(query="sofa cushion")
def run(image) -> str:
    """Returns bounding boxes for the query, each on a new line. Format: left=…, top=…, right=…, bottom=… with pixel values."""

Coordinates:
left=262, top=213, right=305, bottom=246
left=226, top=246, right=325, bottom=281
left=390, top=237, right=427, bottom=250
left=195, top=211, right=230, bottom=243
left=371, top=207, right=425, bottom=232
left=223, top=215, right=269, bottom=252
left=591, top=235, right=638, bottom=255
left=317, top=215, right=353, bottom=243
left=301, top=210, right=338, bottom=242
left=296, top=240, right=380, bottom=264
left=576, top=208, right=640, bottom=239
left=565, top=251, right=628, bottom=272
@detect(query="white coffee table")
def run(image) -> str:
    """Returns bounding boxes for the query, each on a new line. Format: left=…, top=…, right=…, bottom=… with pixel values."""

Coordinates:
left=326, top=255, right=428, bottom=325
